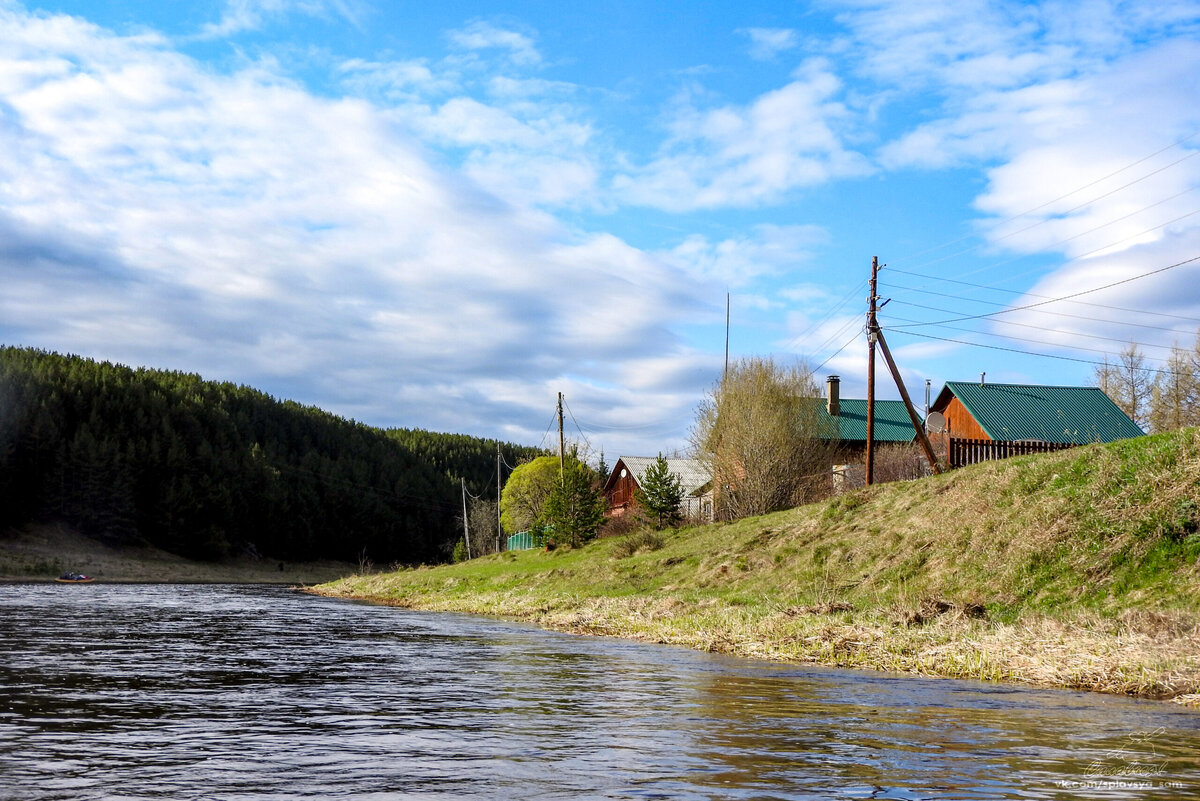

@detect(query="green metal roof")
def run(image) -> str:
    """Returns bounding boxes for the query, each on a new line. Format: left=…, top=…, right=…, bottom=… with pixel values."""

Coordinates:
left=815, top=398, right=918, bottom=444
left=938, top=382, right=1144, bottom=444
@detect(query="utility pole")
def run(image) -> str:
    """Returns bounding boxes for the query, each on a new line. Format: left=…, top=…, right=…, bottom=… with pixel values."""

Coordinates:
left=557, top=391, right=566, bottom=485
left=876, top=330, right=942, bottom=475
left=461, top=478, right=471, bottom=560
left=865, top=256, right=879, bottom=486
left=496, top=441, right=503, bottom=553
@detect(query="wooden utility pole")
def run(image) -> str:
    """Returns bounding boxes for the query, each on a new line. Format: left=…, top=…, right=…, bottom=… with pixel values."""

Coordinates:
left=557, top=392, right=566, bottom=485
left=865, top=256, right=879, bottom=486
left=496, top=441, right=503, bottom=552
left=461, top=478, right=472, bottom=560
left=875, top=329, right=942, bottom=475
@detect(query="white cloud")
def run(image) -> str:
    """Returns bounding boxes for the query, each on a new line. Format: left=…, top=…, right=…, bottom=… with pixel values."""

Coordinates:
left=614, top=62, right=872, bottom=210
left=337, top=57, right=457, bottom=100
left=742, top=27, right=798, bottom=61
left=0, top=7, right=704, bottom=455
left=447, top=20, right=541, bottom=67
left=662, top=224, right=830, bottom=286
left=198, top=0, right=366, bottom=38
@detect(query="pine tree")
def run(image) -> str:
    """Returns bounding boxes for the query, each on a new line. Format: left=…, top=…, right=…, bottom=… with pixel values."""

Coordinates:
left=634, top=453, right=684, bottom=529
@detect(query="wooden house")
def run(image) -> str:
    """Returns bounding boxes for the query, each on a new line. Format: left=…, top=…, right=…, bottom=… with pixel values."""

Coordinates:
left=603, top=456, right=713, bottom=521
left=816, top=375, right=918, bottom=453
left=928, top=381, right=1144, bottom=467
left=814, top=375, right=922, bottom=488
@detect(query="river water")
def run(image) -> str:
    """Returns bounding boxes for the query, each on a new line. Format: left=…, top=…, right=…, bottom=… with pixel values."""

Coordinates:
left=1, top=584, right=1197, bottom=800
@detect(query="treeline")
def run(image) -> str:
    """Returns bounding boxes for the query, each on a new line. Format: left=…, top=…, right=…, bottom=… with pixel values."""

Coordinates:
left=0, top=347, right=544, bottom=564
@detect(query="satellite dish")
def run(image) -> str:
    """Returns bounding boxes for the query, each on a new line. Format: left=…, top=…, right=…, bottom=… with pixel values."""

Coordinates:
left=926, top=411, right=946, bottom=433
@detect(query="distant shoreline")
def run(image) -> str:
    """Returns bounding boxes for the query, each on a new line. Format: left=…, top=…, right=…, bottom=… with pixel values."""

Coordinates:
left=1, top=523, right=356, bottom=586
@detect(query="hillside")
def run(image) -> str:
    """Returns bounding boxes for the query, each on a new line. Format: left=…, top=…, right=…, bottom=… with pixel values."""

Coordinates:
left=0, top=347, right=542, bottom=564
left=317, top=428, right=1200, bottom=702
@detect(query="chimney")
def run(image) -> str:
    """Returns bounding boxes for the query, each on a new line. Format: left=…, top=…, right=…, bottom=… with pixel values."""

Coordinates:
left=826, top=375, right=840, bottom=417
left=980, top=372, right=986, bottom=386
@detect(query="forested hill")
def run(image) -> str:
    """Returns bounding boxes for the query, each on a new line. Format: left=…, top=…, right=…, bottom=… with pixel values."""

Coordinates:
left=0, top=347, right=544, bottom=564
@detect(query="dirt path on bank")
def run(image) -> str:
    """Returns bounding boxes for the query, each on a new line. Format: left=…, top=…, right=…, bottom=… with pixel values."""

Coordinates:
left=0, top=523, right=356, bottom=585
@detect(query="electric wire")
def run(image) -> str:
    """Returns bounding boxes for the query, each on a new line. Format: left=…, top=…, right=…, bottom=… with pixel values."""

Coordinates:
left=886, top=254, right=1200, bottom=330
left=561, top=397, right=595, bottom=457
left=886, top=267, right=1200, bottom=324
left=813, top=330, right=862, bottom=373
left=782, top=278, right=868, bottom=353
left=884, top=328, right=1187, bottom=377
left=888, top=291, right=1198, bottom=336
left=885, top=313, right=1179, bottom=357
left=888, top=129, right=1200, bottom=270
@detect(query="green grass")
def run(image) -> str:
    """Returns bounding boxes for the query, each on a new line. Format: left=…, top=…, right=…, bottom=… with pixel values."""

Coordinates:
left=318, top=428, right=1200, bottom=701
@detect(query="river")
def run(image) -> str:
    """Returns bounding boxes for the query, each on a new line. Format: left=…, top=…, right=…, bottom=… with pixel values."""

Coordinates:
left=0, top=584, right=1197, bottom=800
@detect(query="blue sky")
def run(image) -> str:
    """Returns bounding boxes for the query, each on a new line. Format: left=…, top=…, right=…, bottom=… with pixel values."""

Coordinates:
left=2, top=0, right=1199, bottom=458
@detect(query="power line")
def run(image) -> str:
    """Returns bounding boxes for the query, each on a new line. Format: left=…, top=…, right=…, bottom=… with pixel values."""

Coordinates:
left=887, top=254, right=1200, bottom=330
left=782, top=279, right=868, bottom=352
left=561, top=397, right=595, bottom=456
left=889, top=129, right=1200, bottom=270
left=886, top=267, right=1200, bottom=324
left=888, top=292, right=1198, bottom=336
left=885, top=313, right=1179, bottom=357
left=884, top=328, right=1187, bottom=377
left=813, top=330, right=862, bottom=373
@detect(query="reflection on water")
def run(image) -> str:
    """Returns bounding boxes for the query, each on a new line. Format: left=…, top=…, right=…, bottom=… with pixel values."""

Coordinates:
left=0, top=584, right=1197, bottom=800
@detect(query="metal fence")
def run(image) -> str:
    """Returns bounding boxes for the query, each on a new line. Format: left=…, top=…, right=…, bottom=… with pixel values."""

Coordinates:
left=948, top=438, right=1075, bottom=468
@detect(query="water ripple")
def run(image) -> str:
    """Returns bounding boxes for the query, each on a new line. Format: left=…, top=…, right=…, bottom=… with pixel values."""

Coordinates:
left=1, top=584, right=1198, bottom=800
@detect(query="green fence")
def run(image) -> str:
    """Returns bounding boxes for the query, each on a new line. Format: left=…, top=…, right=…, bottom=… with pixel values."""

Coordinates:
left=506, top=531, right=535, bottom=551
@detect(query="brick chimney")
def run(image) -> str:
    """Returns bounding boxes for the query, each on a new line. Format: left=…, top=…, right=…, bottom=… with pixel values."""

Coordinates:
left=826, top=375, right=840, bottom=417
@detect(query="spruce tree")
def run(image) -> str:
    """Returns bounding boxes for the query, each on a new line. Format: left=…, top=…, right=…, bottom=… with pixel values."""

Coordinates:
left=634, top=453, right=684, bottom=529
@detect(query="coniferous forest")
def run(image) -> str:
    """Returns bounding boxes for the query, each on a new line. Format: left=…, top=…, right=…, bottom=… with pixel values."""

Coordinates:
left=0, top=347, right=544, bottom=564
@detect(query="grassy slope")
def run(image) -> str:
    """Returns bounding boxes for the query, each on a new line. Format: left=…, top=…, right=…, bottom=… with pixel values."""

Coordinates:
left=317, top=428, right=1200, bottom=701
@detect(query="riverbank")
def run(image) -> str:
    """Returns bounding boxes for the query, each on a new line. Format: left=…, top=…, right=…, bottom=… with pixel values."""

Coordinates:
left=316, top=428, right=1200, bottom=706
left=1, top=523, right=356, bottom=585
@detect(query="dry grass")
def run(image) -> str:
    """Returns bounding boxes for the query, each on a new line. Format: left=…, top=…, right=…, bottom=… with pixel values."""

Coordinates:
left=316, top=429, right=1200, bottom=702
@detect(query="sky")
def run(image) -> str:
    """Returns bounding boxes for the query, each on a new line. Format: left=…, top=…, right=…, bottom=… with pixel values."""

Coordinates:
left=2, top=0, right=1199, bottom=460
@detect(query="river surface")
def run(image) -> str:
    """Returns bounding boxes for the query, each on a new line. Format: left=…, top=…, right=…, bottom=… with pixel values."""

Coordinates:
left=1, top=584, right=1198, bottom=800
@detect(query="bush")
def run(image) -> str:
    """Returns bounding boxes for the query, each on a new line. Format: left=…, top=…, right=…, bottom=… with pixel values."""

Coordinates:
left=611, top=529, right=665, bottom=559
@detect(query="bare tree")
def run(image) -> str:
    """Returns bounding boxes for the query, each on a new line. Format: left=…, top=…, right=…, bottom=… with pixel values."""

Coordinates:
left=1149, top=332, right=1200, bottom=433
left=466, top=496, right=502, bottom=556
left=691, top=356, right=838, bottom=521
left=1095, top=342, right=1153, bottom=430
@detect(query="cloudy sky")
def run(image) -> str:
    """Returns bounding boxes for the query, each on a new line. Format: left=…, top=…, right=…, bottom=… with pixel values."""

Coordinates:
left=2, top=0, right=1199, bottom=458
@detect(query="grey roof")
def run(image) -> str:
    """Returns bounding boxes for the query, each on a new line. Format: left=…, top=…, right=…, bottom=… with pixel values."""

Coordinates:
left=610, top=456, right=712, bottom=497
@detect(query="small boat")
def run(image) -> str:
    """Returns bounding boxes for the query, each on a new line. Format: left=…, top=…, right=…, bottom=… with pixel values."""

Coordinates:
left=55, top=572, right=94, bottom=583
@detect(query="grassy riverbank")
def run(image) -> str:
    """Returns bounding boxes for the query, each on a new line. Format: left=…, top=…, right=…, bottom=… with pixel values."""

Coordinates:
left=317, top=428, right=1200, bottom=705
left=0, top=523, right=356, bottom=585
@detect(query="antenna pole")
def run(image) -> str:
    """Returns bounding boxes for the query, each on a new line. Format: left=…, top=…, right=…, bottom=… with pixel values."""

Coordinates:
left=724, top=292, right=730, bottom=383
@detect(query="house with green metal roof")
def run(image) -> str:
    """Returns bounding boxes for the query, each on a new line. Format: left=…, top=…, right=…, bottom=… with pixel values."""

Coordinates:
left=814, top=375, right=918, bottom=446
left=929, top=381, right=1144, bottom=445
